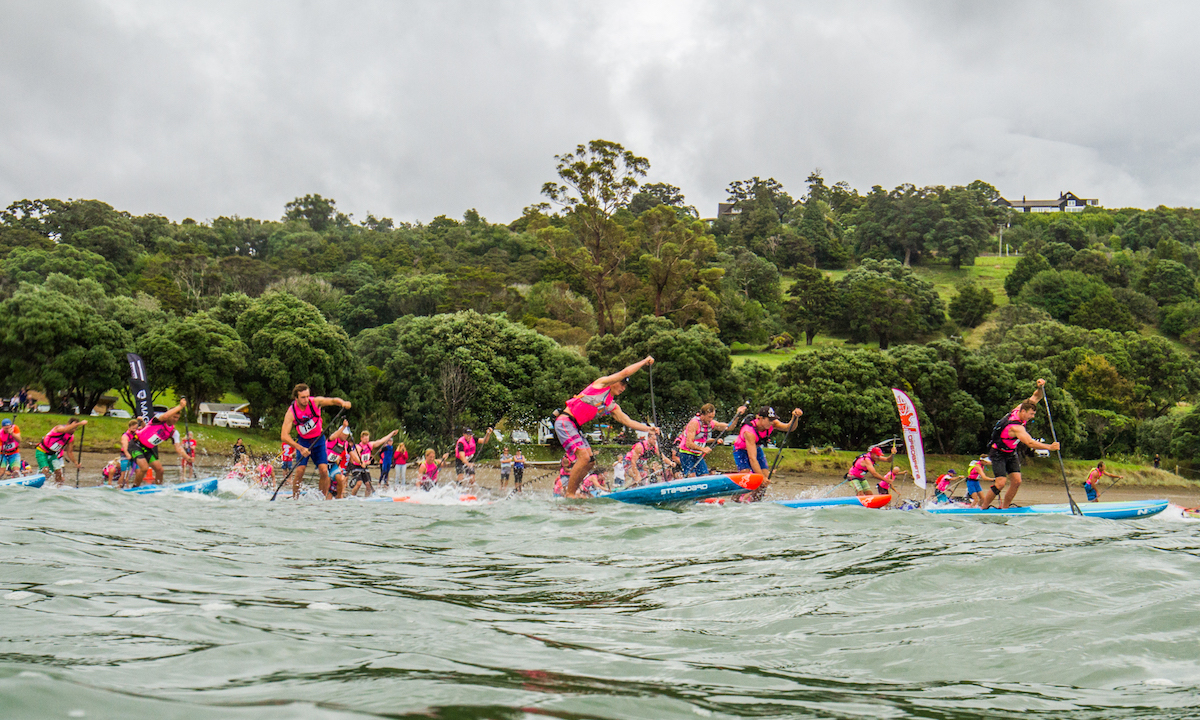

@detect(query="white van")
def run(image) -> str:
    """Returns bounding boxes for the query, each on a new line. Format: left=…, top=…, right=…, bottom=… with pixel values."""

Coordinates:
left=214, top=411, right=251, bottom=428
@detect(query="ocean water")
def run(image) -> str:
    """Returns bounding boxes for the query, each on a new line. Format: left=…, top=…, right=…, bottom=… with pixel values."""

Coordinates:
left=3, top=481, right=1200, bottom=719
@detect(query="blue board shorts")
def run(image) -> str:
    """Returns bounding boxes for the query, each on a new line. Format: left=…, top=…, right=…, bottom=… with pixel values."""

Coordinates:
left=733, top=447, right=767, bottom=473
left=295, top=435, right=328, bottom=467
left=966, top=480, right=982, bottom=495
left=679, top=451, right=708, bottom=477
left=1, top=453, right=19, bottom=471
left=1085, top=483, right=1097, bottom=502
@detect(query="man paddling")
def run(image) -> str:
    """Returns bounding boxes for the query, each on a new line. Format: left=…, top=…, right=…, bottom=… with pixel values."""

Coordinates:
left=0, top=418, right=22, bottom=480
left=977, top=378, right=1060, bottom=510
left=555, top=356, right=659, bottom=498
left=1083, top=461, right=1122, bottom=502
left=130, top=399, right=187, bottom=486
left=732, top=405, right=802, bottom=501
left=675, top=403, right=747, bottom=478
left=844, top=446, right=893, bottom=497
left=280, top=383, right=351, bottom=500
left=36, top=418, right=86, bottom=486
left=454, top=426, right=494, bottom=485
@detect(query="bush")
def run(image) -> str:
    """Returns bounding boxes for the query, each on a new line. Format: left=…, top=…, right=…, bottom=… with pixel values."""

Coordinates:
left=948, top=281, right=996, bottom=328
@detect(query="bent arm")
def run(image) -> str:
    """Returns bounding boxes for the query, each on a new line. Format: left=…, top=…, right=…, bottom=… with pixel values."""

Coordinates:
left=1012, top=425, right=1057, bottom=451
left=1028, top=378, right=1046, bottom=405
left=595, top=356, right=654, bottom=388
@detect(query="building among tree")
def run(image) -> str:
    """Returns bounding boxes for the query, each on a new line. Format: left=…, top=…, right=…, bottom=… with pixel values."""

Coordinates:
left=996, top=191, right=1100, bottom=213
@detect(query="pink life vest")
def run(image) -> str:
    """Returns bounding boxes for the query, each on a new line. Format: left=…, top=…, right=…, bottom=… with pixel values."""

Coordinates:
left=847, top=453, right=874, bottom=479
left=1086, top=467, right=1103, bottom=485
left=733, top=421, right=772, bottom=450
left=456, top=435, right=477, bottom=461
left=326, top=436, right=347, bottom=462
left=624, top=437, right=655, bottom=464
left=137, top=420, right=175, bottom=448
left=292, top=399, right=323, bottom=440
left=354, top=441, right=372, bottom=467
left=989, top=407, right=1025, bottom=456
left=968, top=460, right=985, bottom=479
left=421, top=461, right=439, bottom=482
left=38, top=429, right=73, bottom=456
left=0, top=428, right=18, bottom=454
left=677, top=415, right=713, bottom=454
left=565, top=384, right=615, bottom=427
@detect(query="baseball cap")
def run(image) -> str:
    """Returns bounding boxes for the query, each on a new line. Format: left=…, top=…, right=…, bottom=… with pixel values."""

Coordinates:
left=947, top=468, right=957, bottom=475
left=869, top=447, right=884, bottom=458
left=0, top=419, right=10, bottom=427
left=756, top=406, right=777, bottom=419
left=463, top=427, right=474, bottom=435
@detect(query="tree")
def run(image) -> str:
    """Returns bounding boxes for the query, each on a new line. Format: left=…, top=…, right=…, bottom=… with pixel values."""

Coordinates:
left=833, top=259, right=946, bottom=349
left=235, top=292, right=360, bottom=426
left=1, top=244, right=125, bottom=294
left=1016, top=269, right=1109, bottom=323
left=283, top=194, right=344, bottom=232
left=632, top=205, right=723, bottom=327
left=540, top=139, right=650, bottom=335
left=785, top=265, right=839, bottom=344
left=1003, top=252, right=1051, bottom=299
left=1138, top=259, right=1198, bottom=306
left=1169, top=405, right=1200, bottom=461
left=139, top=312, right=248, bottom=421
left=773, top=347, right=901, bottom=448
left=948, top=281, right=996, bottom=328
left=353, top=311, right=595, bottom=445
left=0, top=283, right=131, bottom=413
left=1080, top=409, right=1135, bottom=458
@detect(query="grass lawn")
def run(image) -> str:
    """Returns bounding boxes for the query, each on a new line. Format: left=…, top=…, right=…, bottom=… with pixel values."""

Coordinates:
left=731, top=335, right=881, bottom=368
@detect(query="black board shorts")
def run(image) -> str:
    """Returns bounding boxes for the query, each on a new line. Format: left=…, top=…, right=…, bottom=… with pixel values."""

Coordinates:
left=989, top=451, right=1021, bottom=477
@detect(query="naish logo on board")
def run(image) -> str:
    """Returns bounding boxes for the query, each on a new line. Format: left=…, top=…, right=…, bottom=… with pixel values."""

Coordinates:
left=660, top=483, right=709, bottom=495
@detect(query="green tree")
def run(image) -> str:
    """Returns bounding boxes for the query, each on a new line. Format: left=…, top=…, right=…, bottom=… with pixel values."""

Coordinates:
left=1003, top=252, right=1051, bottom=299
left=785, top=265, right=839, bottom=344
left=632, top=205, right=723, bottom=326
left=540, top=139, right=649, bottom=335
left=283, top=194, right=344, bottom=232
left=948, top=281, right=996, bottom=328
left=1138, top=259, right=1198, bottom=306
left=1, top=244, right=126, bottom=294
left=0, top=283, right=131, bottom=413
left=834, top=259, right=945, bottom=349
left=235, top=292, right=359, bottom=426
left=139, top=312, right=249, bottom=421
left=1169, top=406, right=1200, bottom=460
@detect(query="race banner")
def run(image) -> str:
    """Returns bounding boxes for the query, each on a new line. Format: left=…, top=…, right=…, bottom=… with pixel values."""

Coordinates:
left=891, top=388, right=927, bottom=489
left=127, top=353, right=152, bottom=420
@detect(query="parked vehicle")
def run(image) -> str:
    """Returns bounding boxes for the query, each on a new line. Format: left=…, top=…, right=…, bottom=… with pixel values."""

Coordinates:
left=510, top=429, right=532, bottom=443
left=107, top=409, right=131, bottom=419
left=214, top=411, right=251, bottom=428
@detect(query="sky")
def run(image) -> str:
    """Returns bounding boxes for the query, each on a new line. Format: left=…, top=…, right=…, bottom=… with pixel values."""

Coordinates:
left=3, top=1, right=1200, bottom=226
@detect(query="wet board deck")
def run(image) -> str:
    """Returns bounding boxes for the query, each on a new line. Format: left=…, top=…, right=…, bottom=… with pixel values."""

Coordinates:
left=0, top=473, right=45, bottom=488
left=926, top=499, right=1168, bottom=519
left=123, top=477, right=219, bottom=495
left=359, top=494, right=481, bottom=503
left=600, top=472, right=763, bottom=505
left=777, top=494, right=892, bottom=509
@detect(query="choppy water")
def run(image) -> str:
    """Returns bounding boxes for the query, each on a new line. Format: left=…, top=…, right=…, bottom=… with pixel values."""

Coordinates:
left=4, top=481, right=1200, bottom=720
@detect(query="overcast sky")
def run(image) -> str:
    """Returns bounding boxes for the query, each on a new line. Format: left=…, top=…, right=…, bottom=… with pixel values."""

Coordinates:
left=3, top=1, right=1199, bottom=226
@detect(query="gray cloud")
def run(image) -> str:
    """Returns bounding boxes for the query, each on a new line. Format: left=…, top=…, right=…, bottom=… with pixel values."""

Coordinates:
left=2, top=1, right=1198, bottom=226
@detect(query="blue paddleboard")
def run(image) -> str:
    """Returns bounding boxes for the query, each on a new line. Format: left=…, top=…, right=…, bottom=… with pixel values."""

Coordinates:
left=925, top=499, right=1168, bottom=519
left=601, top=472, right=763, bottom=505
left=124, top=477, right=219, bottom=495
left=777, top=494, right=892, bottom=509
left=0, top=473, right=45, bottom=488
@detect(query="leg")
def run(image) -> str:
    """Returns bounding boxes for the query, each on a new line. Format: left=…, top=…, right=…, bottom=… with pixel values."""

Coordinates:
left=151, top=460, right=164, bottom=484
left=133, top=458, right=150, bottom=487
left=292, top=463, right=308, bottom=498
left=565, top=447, right=595, bottom=498
left=999, top=471, right=1022, bottom=509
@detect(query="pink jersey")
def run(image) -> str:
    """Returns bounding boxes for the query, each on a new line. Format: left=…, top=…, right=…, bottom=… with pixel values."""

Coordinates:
left=565, top=384, right=616, bottom=426
left=733, top=421, right=772, bottom=450
left=0, top=428, right=18, bottom=455
left=1086, top=467, right=1103, bottom=485
left=421, top=461, right=440, bottom=483
left=38, top=429, right=74, bottom=456
left=291, top=399, right=323, bottom=440
left=326, top=436, right=348, bottom=463
left=281, top=443, right=296, bottom=462
left=677, top=415, right=713, bottom=454
left=136, top=420, right=175, bottom=448
left=456, top=435, right=477, bottom=461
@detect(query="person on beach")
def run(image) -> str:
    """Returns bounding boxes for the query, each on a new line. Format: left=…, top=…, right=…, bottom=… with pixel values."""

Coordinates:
left=555, top=356, right=659, bottom=498
left=612, top=458, right=625, bottom=487
left=965, top=455, right=992, bottom=506
left=280, top=383, right=351, bottom=500
left=675, top=403, right=748, bottom=478
left=130, top=399, right=187, bottom=487
left=348, top=429, right=399, bottom=497
left=454, top=427, right=494, bottom=485
left=844, top=445, right=892, bottom=497
left=499, top=447, right=513, bottom=489
left=232, top=438, right=246, bottom=464
left=1154, top=453, right=1161, bottom=470
left=877, top=465, right=908, bottom=496
left=733, top=406, right=803, bottom=502
left=0, top=418, right=22, bottom=480
left=1083, top=461, right=1123, bottom=502
left=378, top=437, right=394, bottom=488
left=512, top=449, right=526, bottom=492
left=977, top=378, right=1060, bottom=510
left=418, top=448, right=450, bottom=491
left=622, top=433, right=660, bottom=487
left=394, top=442, right=409, bottom=488
left=180, top=430, right=197, bottom=481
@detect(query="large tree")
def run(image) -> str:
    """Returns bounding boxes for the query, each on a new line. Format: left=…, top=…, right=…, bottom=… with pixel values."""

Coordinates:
left=540, top=139, right=649, bottom=335
left=139, top=312, right=249, bottom=421
left=632, top=205, right=723, bottom=327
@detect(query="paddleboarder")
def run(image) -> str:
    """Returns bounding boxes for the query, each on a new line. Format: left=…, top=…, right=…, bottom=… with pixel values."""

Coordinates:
left=977, top=378, right=1060, bottom=510
left=622, top=433, right=660, bottom=487
left=965, top=455, right=992, bottom=506
left=118, top=418, right=143, bottom=488
left=324, top=420, right=352, bottom=499
left=676, top=403, right=747, bottom=478
left=844, top=446, right=892, bottom=497
left=454, top=427, right=494, bottom=485
left=0, top=418, right=22, bottom=480
left=555, top=356, right=659, bottom=498
left=418, top=448, right=450, bottom=491
left=348, top=429, right=399, bottom=497
left=130, top=399, right=187, bottom=487
left=180, top=430, right=197, bottom=481
left=878, top=465, right=908, bottom=496
left=280, top=383, right=352, bottom=500
left=1083, top=461, right=1123, bottom=502
left=732, top=406, right=803, bottom=500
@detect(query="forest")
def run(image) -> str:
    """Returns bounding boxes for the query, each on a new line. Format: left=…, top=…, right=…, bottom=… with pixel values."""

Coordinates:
left=2, top=139, right=1199, bottom=464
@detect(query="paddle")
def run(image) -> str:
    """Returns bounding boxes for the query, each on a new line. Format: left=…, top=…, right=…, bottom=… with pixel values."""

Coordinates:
left=270, top=404, right=346, bottom=501
left=1041, top=392, right=1081, bottom=516
left=1095, top=474, right=1124, bottom=500
left=74, top=421, right=86, bottom=488
left=182, top=396, right=191, bottom=481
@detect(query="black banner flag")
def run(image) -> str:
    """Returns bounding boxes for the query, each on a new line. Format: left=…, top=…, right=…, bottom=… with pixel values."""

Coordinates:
left=127, top=353, right=152, bottom=420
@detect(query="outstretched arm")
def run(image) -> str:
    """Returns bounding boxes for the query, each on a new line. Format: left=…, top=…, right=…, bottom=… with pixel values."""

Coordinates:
left=1012, top=424, right=1059, bottom=452
left=610, top=406, right=657, bottom=434
left=595, top=356, right=654, bottom=389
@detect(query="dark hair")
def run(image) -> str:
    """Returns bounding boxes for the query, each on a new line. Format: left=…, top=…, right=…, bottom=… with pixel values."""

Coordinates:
left=292, top=383, right=310, bottom=400
left=1019, top=400, right=1038, bottom=413
left=756, top=406, right=775, bottom=418
left=700, top=403, right=716, bottom=414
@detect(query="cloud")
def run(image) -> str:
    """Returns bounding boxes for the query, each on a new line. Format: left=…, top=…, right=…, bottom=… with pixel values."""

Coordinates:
left=2, top=1, right=1198, bottom=226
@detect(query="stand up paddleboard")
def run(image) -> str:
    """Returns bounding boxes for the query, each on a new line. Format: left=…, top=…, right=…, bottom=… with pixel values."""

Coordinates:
left=123, top=477, right=219, bottom=495
left=777, top=494, right=892, bottom=509
left=0, top=474, right=45, bottom=488
left=360, top=493, right=480, bottom=503
left=601, top=472, right=763, bottom=505
left=926, top=499, right=1168, bottom=519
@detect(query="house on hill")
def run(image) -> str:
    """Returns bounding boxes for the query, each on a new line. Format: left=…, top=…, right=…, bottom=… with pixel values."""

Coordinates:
left=996, top=191, right=1099, bottom=213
